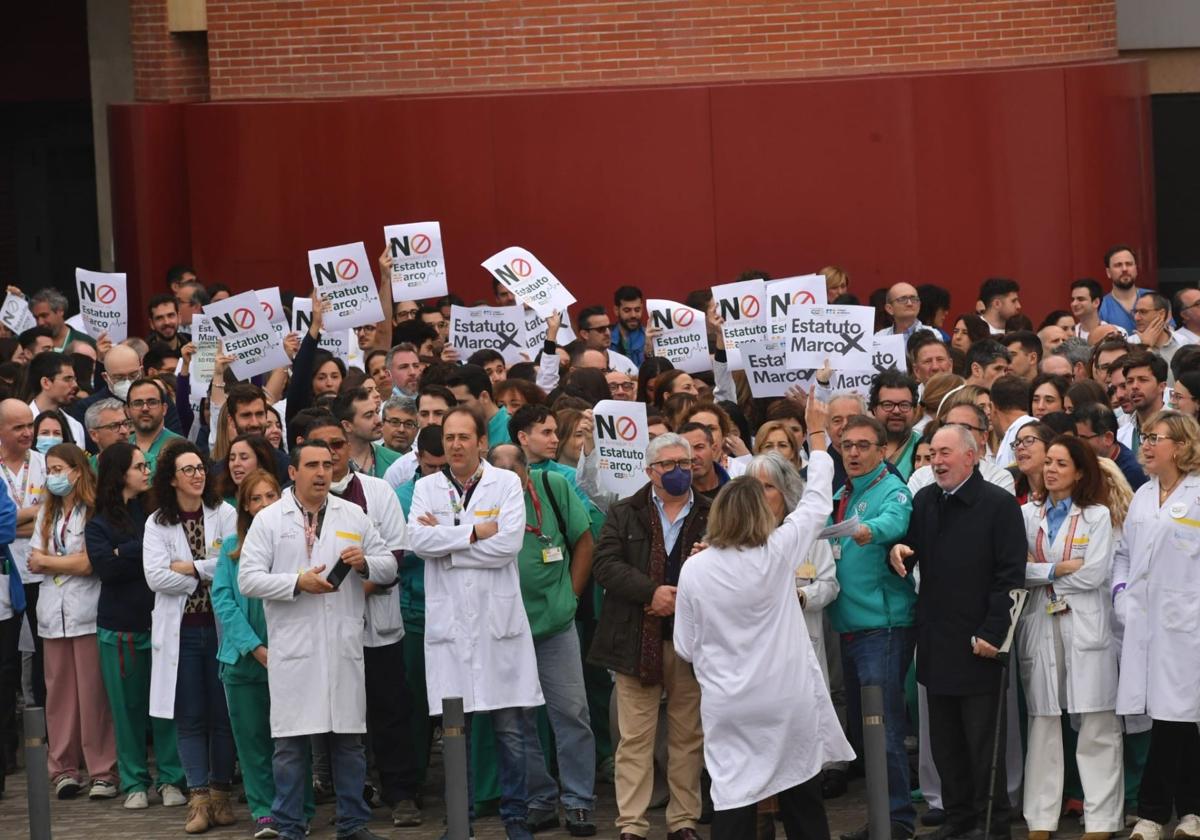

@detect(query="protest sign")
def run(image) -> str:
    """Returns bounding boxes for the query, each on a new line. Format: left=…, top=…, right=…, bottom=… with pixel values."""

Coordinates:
left=256, top=286, right=290, bottom=343
left=481, top=246, right=575, bottom=318
left=785, top=304, right=874, bottom=371
left=766, top=275, right=827, bottom=342
left=189, top=314, right=219, bottom=406
left=828, top=369, right=877, bottom=401
left=741, top=340, right=818, bottom=399
left=871, top=333, right=908, bottom=373
left=75, top=269, right=129, bottom=342
left=290, top=298, right=352, bottom=362
left=647, top=299, right=710, bottom=373
left=385, top=222, right=448, bottom=300
left=307, top=241, right=385, bottom=331
left=203, top=291, right=290, bottom=379
left=450, top=305, right=527, bottom=366
left=712, top=279, right=767, bottom=349
left=593, top=400, right=649, bottom=499
left=0, top=294, right=34, bottom=335
left=523, top=307, right=576, bottom=358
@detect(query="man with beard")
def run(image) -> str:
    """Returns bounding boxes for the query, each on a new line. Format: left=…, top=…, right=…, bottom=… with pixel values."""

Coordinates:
left=1115, top=351, right=1167, bottom=452
left=869, top=370, right=922, bottom=481
left=127, top=378, right=182, bottom=476
left=146, top=294, right=190, bottom=351
left=611, top=286, right=647, bottom=368
left=1098, top=245, right=1153, bottom=335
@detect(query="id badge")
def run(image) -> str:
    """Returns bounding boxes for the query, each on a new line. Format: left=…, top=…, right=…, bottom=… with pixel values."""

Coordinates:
left=831, top=543, right=842, bottom=561
left=542, top=546, right=564, bottom=564
left=1047, top=599, right=1069, bottom=615
left=796, top=563, right=817, bottom=580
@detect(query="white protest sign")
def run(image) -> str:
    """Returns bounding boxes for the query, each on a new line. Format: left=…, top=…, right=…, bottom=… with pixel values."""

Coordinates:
left=385, top=221, right=448, bottom=300
left=289, top=297, right=352, bottom=362
left=647, top=299, right=710, bottom=373
left=75, top=269, right=129, bottom=342
left=203, top=291, right=290, bottom=379
left=256, top=286, right=289, bottom=343
left=785, top=304, right=875, bottom=371
left=307, top=241, right=385, bottom=331
left=593, top=399, right=649, bottom=499
left=481, top=246, right=575, bottom=318
left=766, top=275, right=827, bottom=342
left=189, top=314, right=219, bottom=405
left=712, top=279, right=767, bottom=349
left=0, top=295, right=34, bottom=335
left=523, top=307, right=576, bottom=358
left=450, top=305, right=527, bottom=366
left=741, top=340, right=818, bottom=399
left=829, top=369, right=876, bottom=401
left=871, top=333, right=908, bottom=373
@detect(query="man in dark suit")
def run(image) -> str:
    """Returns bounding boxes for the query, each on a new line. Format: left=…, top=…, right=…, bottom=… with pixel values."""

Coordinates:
left=889, top=425, right=1025, bottom=840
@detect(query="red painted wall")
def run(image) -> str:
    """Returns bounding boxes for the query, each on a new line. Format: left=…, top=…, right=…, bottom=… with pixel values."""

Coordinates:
left=109, top=58, right=1153, bottom=334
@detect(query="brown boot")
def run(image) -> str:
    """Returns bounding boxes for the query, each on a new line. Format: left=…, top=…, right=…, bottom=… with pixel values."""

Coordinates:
left=208, top=784, right=236, bottom=827
left=184, top=789, right=211, bottom=834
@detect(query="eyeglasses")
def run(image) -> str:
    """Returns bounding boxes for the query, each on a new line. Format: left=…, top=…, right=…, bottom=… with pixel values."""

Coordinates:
left=176, top=464, right=207, bottom=477
left=649, top=459, right=693, bottom=472
left=94, top=419, right=132, bottom=433
left=107, top=372, right=141, bottom=385
left=1014, top=435, right=1045, bottom=450
left=131, top=463, right=151, bottom=473
left=1141, top=433, right=1175, bottom=446
left=609, top=381, right=636, bottom=393
left=888, top=295, right=920, bottom=306
left=384, top=418, right=418, bottom=429
left=1075, top=431, right=1103, bottom=440
left=877, top=401, right=914, bottom=413
left=311, top=439, right=348, bottom=450
left=1133, top=308, right=1159, bottom=316
left=840, top=440, right=880, bottom=453
left=582, top=323, right=612, bottom=332
left=130, top=398, right=162, bottom=410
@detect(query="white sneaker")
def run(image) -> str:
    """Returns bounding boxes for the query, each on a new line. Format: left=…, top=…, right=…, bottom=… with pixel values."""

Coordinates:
left=124, top=790, right=149, bottom=810
left=1132, top=819, right=1164, bottom=840
left=54, top=775, right=82, bottom=799
left=159, top=783, right=187, bottom=807
left=1175, top=815, right=1200, bottom=839
left=89, top=779, right=119, bottom=799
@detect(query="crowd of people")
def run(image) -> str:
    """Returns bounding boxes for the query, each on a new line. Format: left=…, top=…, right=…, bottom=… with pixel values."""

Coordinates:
left=0, top=244, right=1198, bottom=840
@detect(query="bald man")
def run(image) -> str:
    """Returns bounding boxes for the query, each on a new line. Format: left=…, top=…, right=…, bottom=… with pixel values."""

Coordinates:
left=876, top=282, right=934, bottom=341
left=66, top=344, right=183, bottom=451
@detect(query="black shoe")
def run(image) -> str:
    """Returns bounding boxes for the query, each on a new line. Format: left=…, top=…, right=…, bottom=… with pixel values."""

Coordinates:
left=841, top=826, right=869, bottom=840
left=920, top=824, right=965, bottom=840
left=505, top=820, right=535, bottom=840
left=893, top=824, right=915, bottom=840
left=566, top=809, right=597, bottom=837
left=337, top=829, right=390, bottom=840
left=921, top=810, right=947, bottom=827
left=822, top=769, right=848, bottom=800
left=526, top=808, right=559, bottom=833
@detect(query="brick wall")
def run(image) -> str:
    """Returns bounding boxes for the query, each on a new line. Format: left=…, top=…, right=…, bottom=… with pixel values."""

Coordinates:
left=131, top=0, right=209, bottom=102
left=133, top=0, right=1118, bottom=102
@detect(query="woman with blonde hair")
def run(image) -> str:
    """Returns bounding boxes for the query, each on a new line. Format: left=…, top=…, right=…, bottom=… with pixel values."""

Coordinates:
left=674, top=398, right=852, bottom=840
left=1115, top=410, right=1200, bottom=840
left=753, top=421, right=803, bottom=471
left=554, top=409, right=589, bottom=469
left=821, top=266, right=850, bottom=300
left=914, top=373, right=965, bottom=434
left=938, top=384, right=997, bottom=457
left=30, top=443, right=119, bottom=800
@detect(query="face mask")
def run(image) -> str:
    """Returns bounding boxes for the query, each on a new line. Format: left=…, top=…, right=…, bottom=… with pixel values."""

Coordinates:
left=111, top=379, right=133, bottom=402
left=660, top=466, right=692, bottom=497
left=35, top=436, right=62, bottom=455
left=330, top=472, right=353, bottom=494
left=46, top=473, right=74, bottom=497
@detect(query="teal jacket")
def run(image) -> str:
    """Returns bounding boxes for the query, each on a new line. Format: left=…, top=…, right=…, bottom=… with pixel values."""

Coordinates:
left=828, top=462, right=916, bottom=634
left=211, top=534, right=268, bottom=684
left=396, top=476, right=426, bottom=635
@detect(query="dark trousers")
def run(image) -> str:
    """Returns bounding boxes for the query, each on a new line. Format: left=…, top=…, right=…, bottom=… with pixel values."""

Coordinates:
left=0, top=614, right=21, bottom=789
left=1138, top=719, right=1200, bottom=824
left=363, top=640, right=419, bottom=804
left=927, top=690, right=1010, bottom=835
left=24, top=583, right=45, bottom=706
left=712, top=776, right=829, bottom=840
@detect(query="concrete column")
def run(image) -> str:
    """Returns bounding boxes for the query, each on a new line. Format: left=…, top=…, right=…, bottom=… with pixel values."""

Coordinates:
left=86, top=0, right=134, bottom=272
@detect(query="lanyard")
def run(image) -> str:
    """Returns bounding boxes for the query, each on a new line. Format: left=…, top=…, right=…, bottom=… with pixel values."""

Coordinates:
left=834, top=468, right=888, bottom=524
left=293, top=490, right=326, bottom=560
left=1035, top=511, right=1079, bottom=603
left=0, top=453, right=30, bottom=504
left=444, top=465, right=483, bottom=526
left=52, top=505, right=79, bottom=556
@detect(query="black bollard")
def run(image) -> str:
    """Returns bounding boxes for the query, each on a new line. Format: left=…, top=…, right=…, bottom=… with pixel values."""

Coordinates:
left=861, top=686, right=890, bottom=840
left=24, top=706, right=52, bottom=839
left=443, top=697, right=470, bottom=840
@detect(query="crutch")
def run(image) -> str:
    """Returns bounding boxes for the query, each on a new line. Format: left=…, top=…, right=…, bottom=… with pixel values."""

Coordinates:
left=983, top=589, right=1028, bottom=840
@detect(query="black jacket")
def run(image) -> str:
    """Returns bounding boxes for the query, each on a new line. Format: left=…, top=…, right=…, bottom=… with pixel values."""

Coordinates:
left=86, top=500, right=155, bottom=633
left=901, top=469, right=1025, bottom=696
left=587, top=484, right=711, bottom=677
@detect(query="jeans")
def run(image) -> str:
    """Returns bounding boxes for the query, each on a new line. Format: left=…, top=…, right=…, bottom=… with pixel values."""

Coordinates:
left=175, top=624, right=234, bottom=789
left=525, top=627, right=596, bottom=811
left=364, top=640, right=420, bottom=803
left=274, top=733, right=369, bottom=839
left=466, top=706, right=535, bottom=827
left=841, top=626, right=917, bottom=829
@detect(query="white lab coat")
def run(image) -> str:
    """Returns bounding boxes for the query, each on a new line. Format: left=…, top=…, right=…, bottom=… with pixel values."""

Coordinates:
left=1017, top=501, right=1117, bottom=715
left=796, top=539, right=838, bottom=686
left=1114, top=473, right=1200, bottom=722
left=673, top=450, right=855, bottom=810
left=334, top=472, right=406, bottom=648
left=30, top=504, right=98, bottom=639
left=143, top=502, right=237, bottom=719
left=4, top=451, right=46, bottom=583
left=238, top=492, right=396, bottom=738
left=383, top=449, right=418, bottom=490
left=406, top=460, right=544, bottom=716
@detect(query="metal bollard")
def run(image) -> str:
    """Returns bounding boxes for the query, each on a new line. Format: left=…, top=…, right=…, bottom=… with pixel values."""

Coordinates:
left=442, top=698, right=470, bottom=840
left=861, top=686, right=890, bottom=840
left=24, top=706, right=52, bottom=839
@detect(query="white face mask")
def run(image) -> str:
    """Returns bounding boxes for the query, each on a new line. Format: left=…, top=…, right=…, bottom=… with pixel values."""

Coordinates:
left=110, top=379, right=133, bottom=402
left=330, top=472, right=353, bottom=493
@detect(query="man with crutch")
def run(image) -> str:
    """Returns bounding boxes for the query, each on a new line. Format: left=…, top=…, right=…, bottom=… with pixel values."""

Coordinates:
left=889, top=425, right=1025, bottom=840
